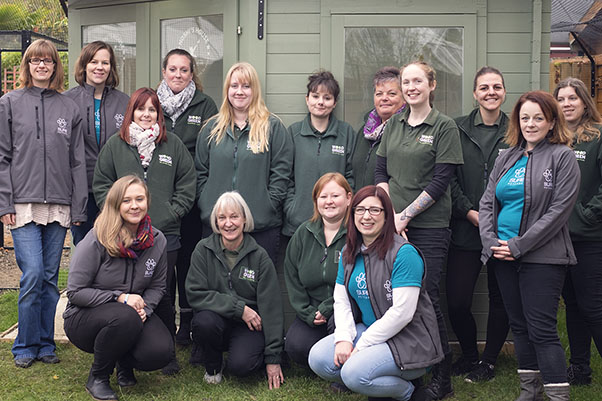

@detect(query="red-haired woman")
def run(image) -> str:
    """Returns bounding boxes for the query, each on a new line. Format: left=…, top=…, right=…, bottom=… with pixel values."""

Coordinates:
left=93, top=87, right=196, bottom=374
left=480, top=91, right=580, bottom=400
left=309, top=186, right=443, bottom=401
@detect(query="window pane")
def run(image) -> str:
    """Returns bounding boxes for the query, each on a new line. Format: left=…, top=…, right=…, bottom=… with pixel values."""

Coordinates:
left=160, top=15, right=224, bottom=105
left=344, top=27, right=463, bottom=129
left=82, top=22, right=136, bottom=95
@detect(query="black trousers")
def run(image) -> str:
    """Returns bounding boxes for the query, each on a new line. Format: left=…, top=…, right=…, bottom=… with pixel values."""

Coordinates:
left=64, top=303, right=173, bottom=376
left=154, top=250, right=179, bottom=337
left=446, top=247, right=509, bottom=364
left=191, top=310, right=265, bottom=377
left=175, top=205, right=202, bottom=312
left=285, top=316, right=333, bottom=366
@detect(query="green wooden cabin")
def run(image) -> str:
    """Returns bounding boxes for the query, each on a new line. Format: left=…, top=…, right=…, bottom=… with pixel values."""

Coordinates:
left=68, top=0, right=552, bottom=341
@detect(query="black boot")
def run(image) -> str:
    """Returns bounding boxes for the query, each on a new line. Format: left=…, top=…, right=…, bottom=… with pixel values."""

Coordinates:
left=116, top=363, right=137, bottom=387
left=176, top=311, right=193, bottom=346
left=86, top=369, right=118, bottom=401
left=161, top=344, right=181, bottom=376
left=413, top=353, right=454, bottom=401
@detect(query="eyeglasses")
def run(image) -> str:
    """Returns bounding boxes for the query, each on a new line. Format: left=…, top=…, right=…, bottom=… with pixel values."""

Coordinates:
left=29, top=58, right=55, bottom=65
left=353, top=206, right=384, bottom=216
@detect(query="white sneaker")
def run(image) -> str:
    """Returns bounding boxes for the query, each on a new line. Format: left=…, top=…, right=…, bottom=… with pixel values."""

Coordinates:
left=204, top=371, right=223, bottom=384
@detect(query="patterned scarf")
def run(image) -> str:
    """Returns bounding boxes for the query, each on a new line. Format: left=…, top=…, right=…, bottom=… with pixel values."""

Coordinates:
left=156, top=79, right=196, bottom=125
left=129, top=122, right=160, bottom=167
left=119, top=214, right=154, bottom=259
left=363, top=105, right=405, bottom=141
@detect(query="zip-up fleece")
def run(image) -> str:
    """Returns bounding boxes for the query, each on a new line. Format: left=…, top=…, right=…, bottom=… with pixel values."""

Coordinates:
left=195, top=115, right=293, bottom=231
left=63, top=226, right=167, bottom=319
left=93, top=132, right=195, bottom=237
left=64, top=83, right=129, bottom=191
left=479, top=139, right=581, bottom=265
left=0, top=87, right=87, bottom=222
left=163, top=89, right=218, bottom=157
left=450, top=109, right=509, bottom=250
left=284, top=219, right=346, bottom=326
left=341, top=235, right=444, bottom=370
left=351, top=110, right=380, bottom=190
left=185, top=233, right=284, bottom=364
left=282, top=114, right=355, bottom=236
left=569, top=128, right=602, bottom=241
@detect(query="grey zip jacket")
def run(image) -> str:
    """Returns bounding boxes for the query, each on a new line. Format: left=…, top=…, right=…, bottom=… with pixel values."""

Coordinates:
left=0, top=86, right=88, bottom=222
left=63, top=226, right=167, bottom=319
left=479, top=138, right=580, bottom=265
left=64, top=83, right=129, bottom=191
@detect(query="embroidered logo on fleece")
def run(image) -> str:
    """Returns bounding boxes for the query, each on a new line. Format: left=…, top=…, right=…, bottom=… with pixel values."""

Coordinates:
left=239, top=267, right=256, bottom=282
left=331, top=145, right=345, bottom=155
left=187, top=115, right=203, bottom=125
left=543, top=168, right=554, bottom=190
left=145, top=258, right=156, bottom=277
left=159, top=154, right=173, bottom=166
left=115, top=113, right=124, bottom=129
left=57, top=118, right=68, bottom=135
left=417, top=134, right=434, bottom=145
left=575, top=150, right=586, bottom=162
left=384, top=279, right=393, bottom=302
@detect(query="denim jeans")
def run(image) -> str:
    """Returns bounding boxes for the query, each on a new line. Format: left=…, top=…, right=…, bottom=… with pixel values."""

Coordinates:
left=11, top=222, right=67, bottom=360
left=309, top=323, right=425, bottom=400
left=71, top=194, right=99, bottom=246
left=493, top=260, right=567, bottom=384
left=562, top=241, right=602, bottom=371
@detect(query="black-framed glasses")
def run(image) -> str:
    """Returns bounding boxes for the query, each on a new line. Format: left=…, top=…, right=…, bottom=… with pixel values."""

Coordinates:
left=29, top=58, right=55, bottom=65
left=353, top=206, right=384, bottom=216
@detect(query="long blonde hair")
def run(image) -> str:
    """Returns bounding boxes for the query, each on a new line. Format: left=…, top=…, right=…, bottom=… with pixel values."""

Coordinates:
left=208, top=62, right=271, bottom=153
left=94, top=175, right=150, bottom=257
left=553, top=77, right=602, bottom=143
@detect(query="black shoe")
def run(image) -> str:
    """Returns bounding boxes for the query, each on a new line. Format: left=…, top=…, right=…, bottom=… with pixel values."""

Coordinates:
left=37, top=354, right=60, bottom=364
left=328, top=382, right=350, bottom=394
left=464, top=361, right=494, bottom=383
left=86, top=371, right=118, bottom=401
left=420, top=353, right=454, bottom=400
left=161, top=356, right=181, bottom=376
left=567, top=364, right=592, bottom=385
left=450, top=356, right=478, bottom=376
left=175, top=311, right=193, bottom=346
left=116, top=364, right=137, bottom=387
left=189, top=342, right=203, bottom=366
left=14, top=357, right=35, bottom=369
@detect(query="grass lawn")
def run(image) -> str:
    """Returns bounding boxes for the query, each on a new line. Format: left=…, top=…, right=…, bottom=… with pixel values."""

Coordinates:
left=1, top=291, right=601, bottom=400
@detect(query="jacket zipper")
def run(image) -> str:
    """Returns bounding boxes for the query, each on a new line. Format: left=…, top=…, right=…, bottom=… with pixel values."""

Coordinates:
left=41, top=94, right=47, bottom=203
left=232, top=140, right=239, bottom=189
left=320, top=247, right=328, bottom=281
left=317, top=138, right=322, bottom=156
left=122, top=259, right=129, bottom=284
left=129, top=259, right=136, bottom=292
left=35, top=106, right=41, bottom=139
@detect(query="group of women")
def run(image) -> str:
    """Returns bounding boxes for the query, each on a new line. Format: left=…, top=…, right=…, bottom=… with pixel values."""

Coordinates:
left=1, top=37, right=601, bottom=401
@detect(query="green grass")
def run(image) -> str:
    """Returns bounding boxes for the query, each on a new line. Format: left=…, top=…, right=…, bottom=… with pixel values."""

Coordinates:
left=0, top=290, right=18, bottom=332
left=1, top=290, right=601, bottom=400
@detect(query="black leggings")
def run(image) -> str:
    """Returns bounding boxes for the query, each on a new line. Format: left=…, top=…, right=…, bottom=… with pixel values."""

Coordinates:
left=64, top=302, right=173, bottom=376
left=285, top=316, right=333, bottom=366
left=446, top=247, right=509, bottom=364
left=154, top=250, right=179, bottom=336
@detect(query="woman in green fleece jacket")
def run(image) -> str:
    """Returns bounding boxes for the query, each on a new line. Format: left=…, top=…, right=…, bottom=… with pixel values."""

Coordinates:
left=555, top=77, right=602, bottom=386
left=284, top=172, right=352, bottom=366
left=186, top=191, right=284, bottom=389
left=195, top=62, right=292, bottom=263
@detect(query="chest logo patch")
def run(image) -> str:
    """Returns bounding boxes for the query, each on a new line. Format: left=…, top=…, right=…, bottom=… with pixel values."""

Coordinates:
left=418, top=134, right=434, bottom=145
left=188, top=115, right=202, bottom=125
left=159, top=154, right=173, bottom=166
left=115, top=113, right=124, bottom=129
left=239, top=267, right=256, bottom=282
left=145, top=258, right=156, bottom=277
left=574, top=150, right=586, bottom=162
left=543, top=168, right=554, bottom=190
left=57, top=118, right=68, bottom=135
left=384, top=279, right=393, bottom=302
left=331, top=145, right=345, bottom=155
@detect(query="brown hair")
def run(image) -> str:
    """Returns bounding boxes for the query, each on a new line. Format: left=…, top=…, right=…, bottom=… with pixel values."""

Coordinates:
left=343, top=185, right=396, bottom=264
left=473, top=66, right=505, bottom=91
left=306, top=70, right=340, bottom=101
left=310, top=172, right=352, bottom=224
left=400, top=60, right=436, bottom=105
left=553, top=77, right=602, bottom=143
left=17, top=39, right=64, bottom=91
left=119, top=88, right=167, bottom=144
left=373, top=66, right=401, bottom=89
left=162, top=48, right=203, bottom=91
left=505, top=90, right=573, bottom=147
left=74, top=41, right=119, bottom=88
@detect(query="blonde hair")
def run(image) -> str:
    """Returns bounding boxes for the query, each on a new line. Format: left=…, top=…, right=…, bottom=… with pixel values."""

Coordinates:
left=94, top=175, right=150, bottom=257
left=210, top=191, right=255, bottom=234
left=553, top=77, right=602, bottom=143
left=17, top=39, right=64, bottom=91
left=310, top=172, right=353, bottom=224
left=208, top=62, right=271, bottom=153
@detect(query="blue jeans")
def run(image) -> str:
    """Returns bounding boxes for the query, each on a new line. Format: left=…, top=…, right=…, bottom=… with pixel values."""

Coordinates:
left=11, top=222, right=67, bottom=360
left=308, top=324, right=425, bottom=400
left=493, top=260, right=567, bottom=384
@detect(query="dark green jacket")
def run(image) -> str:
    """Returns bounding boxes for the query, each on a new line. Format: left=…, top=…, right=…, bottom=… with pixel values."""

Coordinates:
left=283, top=114, right=355, bottom=236
left=570, top=128, right=602, bottom=241
left=351, top=110, right=380, bottom=190
left=195, top=115, right=293, bottom=231
left=284, top=219, right=346, bottom=325
left=93, top=132, right=196, bottom=237
left=163, top=89, right=218, bottom=157
left=450, top=109, right=509, bottom=250
left=186, top=233, right=284, bottom=364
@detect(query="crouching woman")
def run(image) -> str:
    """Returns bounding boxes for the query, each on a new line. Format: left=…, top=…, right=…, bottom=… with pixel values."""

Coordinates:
left=309, top=186, right=443, bottom=400
left=64, top=175, right=172, bottom=401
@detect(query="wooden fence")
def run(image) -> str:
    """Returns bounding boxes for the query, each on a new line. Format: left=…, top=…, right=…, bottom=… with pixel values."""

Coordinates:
left=550, top=55, right=602, bottom=114
left=2, top=66, right=19, bottom=95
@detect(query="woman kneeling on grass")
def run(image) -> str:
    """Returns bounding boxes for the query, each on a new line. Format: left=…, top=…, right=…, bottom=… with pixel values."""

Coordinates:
left=64, top=175, right=172, bottom=401
left=308, top=186, right=443, bottom=401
